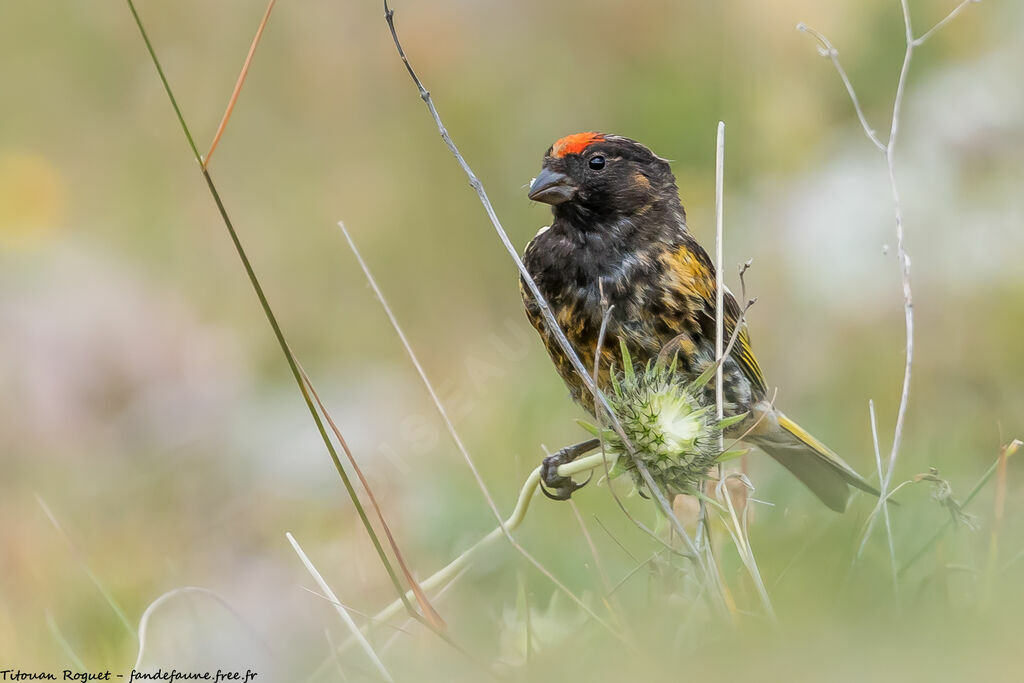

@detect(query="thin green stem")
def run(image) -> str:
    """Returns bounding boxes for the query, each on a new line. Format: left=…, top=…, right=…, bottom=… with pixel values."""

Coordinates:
left=365, top=452, right=618, bottom=628
left=46, top=611, right=88, bottom=672
left=124, top=0, right=200, bottom=162
left=37, top=496, right=138, bottom=643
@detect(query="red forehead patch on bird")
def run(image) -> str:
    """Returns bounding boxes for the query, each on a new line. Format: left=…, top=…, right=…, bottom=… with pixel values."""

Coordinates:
left=551, top=132, right=605, bottom=158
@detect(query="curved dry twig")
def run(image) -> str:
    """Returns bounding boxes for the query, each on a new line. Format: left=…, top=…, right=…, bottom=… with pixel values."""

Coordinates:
left=914, top=0, right=982, bottom=47
left=796, top=24, right=887, bottom=152
left=798, top=0, right=982, bottom=573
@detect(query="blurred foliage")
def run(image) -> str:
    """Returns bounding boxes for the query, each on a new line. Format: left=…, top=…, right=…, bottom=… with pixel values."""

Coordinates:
left=1, top=0, right=1022, bottom=680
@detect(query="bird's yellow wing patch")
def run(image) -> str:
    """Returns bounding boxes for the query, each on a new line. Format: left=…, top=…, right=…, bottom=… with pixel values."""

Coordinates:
left=661, top=244, right=768, bottom=395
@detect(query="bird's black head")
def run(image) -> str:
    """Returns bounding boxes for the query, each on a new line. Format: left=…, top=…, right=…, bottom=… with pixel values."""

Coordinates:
left=528, top=133, right=682, bottom=226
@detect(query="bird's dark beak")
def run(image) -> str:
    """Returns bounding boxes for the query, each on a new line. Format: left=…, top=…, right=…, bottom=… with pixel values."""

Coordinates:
left=528, top=167, right=576, bottom=205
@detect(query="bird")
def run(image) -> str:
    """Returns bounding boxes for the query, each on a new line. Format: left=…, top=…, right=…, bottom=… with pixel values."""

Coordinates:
left=520, top=132, right=878, bottom=512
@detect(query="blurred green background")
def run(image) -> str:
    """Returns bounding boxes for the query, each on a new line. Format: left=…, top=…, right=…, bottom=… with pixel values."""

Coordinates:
left=1, top=0, right=1022, bottom=680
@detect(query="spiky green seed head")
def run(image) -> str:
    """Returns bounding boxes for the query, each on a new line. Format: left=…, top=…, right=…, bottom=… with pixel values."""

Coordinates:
left=580, top=342, right=747, bottom=497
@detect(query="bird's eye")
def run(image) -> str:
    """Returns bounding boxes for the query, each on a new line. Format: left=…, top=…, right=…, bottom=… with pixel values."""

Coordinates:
left=588, top=155, right=606, bottom=170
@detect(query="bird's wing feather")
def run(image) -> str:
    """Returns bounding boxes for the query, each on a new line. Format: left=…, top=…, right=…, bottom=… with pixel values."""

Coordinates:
left=658, top=239, right=767, bottom=396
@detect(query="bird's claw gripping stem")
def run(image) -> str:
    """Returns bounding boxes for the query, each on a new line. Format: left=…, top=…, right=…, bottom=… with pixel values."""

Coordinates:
left=539, top=438, right=601, bottom=501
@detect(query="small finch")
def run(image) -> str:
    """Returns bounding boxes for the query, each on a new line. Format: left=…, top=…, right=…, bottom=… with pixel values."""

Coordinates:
left=521, top=132, right=878, bottom=512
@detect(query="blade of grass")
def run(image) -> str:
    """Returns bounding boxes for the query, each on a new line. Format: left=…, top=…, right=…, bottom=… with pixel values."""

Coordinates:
left=323, top=626, right=350, bottom=683
left=715, top=474, right=776, bottom=622
left=300, top=587, right=413, bottom=636
left=855, top=400, right=899, bottom=596
left=307, top=573, right=491, bottom=682
left=569, top=499, right=625, bottom=627
left=985, top=437, right=1016, bottom=602
left=46, top=610, right=87, bottom=672
left=336, top=222, right=508, bottom=528
left=307, top=453, right=635, bottom=683
left=519, top=572, right=532, bottom=664
left=296, top=360, right=445, bottom=630
left=336, top=221, right=625, bottom=642
left=203, top=0, right=279, bottom=169
left=287, top=532, right=395, bottom=683
left=607, top=549, right=661, bottom=598
left=36, top=495, right=137, bottom=642
left=122, top=0, right=421, bottom=622
left=707, top=120, right=737, bottom=620
left=714, top=122, right=725, bottom=430
left=569, top=500, right=614, bottom=597
left=375, top=576, right=505, bottom=683
left=352, top=459, right=623, bottom=642
left=307, top=462, right=598, bottom=679
left=379, top=568, right=467, bottom=656
left=593, top=516, right=640, bottom=564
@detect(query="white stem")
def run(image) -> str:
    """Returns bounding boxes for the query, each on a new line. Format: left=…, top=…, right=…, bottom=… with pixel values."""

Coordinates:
left=796, top=24, right=887, bottom=152
left=866, top=0, right=923, bottom=563
left=338, top=221, right=506, bottom=532
left=339, top=221, right=623, bottom=637
left=714, top=121, right=725, bottom=425
left=716, top=476, right=777, bottom=622
left=134, top=586, right=249, bottom=671
left=914, top=0, right=981, bottom=46
left=858, top=400, right=899, bottom=597
left=287, top=533, right=394, bottom=682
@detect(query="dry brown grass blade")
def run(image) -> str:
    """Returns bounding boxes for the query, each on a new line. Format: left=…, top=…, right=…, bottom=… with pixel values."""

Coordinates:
left=993, top=440, right=1016, bottom=528
left=123, top=0, right=426, bottom=624
left=987, top=439, right=1020, bottom=592
left=296, top=361, right=446, bottom=632
left=203, top=0, right=278, bottom=169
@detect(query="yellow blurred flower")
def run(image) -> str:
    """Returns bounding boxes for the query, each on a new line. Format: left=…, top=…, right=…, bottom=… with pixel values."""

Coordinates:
left=0, top=151, right=65, bottom=248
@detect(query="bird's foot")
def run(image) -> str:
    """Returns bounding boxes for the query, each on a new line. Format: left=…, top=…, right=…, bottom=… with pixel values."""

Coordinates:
left=539, top=438, right=600, bottom=501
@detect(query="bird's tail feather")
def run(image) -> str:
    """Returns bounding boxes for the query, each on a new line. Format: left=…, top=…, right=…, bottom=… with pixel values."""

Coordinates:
left=751, top=412, right=880, bottom=513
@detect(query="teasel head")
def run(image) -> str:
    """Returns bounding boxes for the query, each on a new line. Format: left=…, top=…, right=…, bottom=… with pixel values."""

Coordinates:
left=580, top=342, right=747, bottom=498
